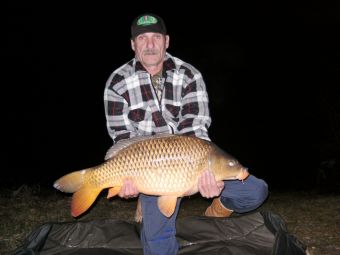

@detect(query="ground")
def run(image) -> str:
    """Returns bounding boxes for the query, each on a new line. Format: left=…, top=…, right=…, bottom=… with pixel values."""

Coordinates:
left=0, top=185, right=339, bottom=254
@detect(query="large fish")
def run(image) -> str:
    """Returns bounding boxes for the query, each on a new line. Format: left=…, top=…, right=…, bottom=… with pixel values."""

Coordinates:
left=54, top=134, right=249, bottom=218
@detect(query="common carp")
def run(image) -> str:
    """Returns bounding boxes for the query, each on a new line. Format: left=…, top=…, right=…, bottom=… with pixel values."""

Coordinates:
left=54, top=134, right=249, bottom=218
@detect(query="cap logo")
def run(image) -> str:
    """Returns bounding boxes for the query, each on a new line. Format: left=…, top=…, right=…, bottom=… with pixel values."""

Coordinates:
left=137, top=15, right=158, bottom=26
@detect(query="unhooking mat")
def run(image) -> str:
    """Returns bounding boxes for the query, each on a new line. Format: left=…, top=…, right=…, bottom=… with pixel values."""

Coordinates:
left=14, top=211, right=307, bottom=255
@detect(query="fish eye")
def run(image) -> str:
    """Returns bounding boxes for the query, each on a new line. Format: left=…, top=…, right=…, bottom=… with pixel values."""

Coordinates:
left=228, top=161, right=236, bottom=167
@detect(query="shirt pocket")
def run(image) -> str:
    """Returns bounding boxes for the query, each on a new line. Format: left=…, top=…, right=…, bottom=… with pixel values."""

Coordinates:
left=130, top=105, right=153, bottom=134
left=128, top=108, right=146, bottom=122
left=165, top=104, right=180, bottom=122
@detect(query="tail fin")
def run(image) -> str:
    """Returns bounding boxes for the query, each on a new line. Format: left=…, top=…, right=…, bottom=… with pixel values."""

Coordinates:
left=71, top=184, right=102, bottom=217
left=54, top=169, right=102, bottom=217
left=54, top=170, right=87, bottom=193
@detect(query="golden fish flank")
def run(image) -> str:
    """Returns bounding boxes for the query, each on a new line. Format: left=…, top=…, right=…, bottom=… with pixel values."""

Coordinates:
left=54, top=134, right=249, bottom=218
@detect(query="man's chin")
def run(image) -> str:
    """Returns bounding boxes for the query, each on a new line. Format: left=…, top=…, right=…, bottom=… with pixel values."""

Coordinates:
left=143, top=58, right=161, bottom=67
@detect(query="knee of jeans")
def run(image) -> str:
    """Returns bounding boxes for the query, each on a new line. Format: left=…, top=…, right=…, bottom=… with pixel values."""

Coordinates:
left=254, top=179, right=268, bottom=204
left=221, top=180, right=268, bottom=213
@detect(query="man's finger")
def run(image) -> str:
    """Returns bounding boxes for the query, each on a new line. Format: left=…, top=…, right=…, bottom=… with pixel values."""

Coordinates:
left=198, top=174, right=207, bottom=197
left=217, top=181, right=225, bottom=191
left=207, top=171, right=217, bottom=197
left=118, top=184, right=126, bottom=198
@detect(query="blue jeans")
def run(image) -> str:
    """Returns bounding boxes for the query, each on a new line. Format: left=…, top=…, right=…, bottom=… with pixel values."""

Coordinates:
left=220, top=175, right=268, bottom=213
left=139, top=174, right=268, bottom=255
left=140, top=194, right=181, bottom=255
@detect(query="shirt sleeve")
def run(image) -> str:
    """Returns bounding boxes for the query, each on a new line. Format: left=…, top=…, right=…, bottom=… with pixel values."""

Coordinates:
left=104, top=77, right=137, bottom=144
left=177, top=72, right=211, bottom=141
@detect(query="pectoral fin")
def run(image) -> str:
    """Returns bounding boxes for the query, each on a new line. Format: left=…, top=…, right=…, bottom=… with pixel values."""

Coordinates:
left=107, top=186, right=122, bottom=198
left=135, top=197, right=142, bottom=223
left=157, top=195, right=178, bottom=218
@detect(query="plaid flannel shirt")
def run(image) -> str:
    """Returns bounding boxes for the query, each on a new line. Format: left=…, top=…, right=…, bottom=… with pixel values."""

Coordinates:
left=104, top=53, right=211, bottom=143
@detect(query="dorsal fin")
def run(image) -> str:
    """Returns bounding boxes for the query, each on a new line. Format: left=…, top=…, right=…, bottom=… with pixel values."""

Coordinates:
left=104, top=133, right=175, bottom=160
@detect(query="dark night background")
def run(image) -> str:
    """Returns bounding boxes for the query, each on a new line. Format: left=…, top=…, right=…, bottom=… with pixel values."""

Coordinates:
left=3, top=1, right=340, bottom=192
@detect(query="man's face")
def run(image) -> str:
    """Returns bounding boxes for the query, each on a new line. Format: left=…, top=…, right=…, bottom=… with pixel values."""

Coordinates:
left=131, top=32, right=169, bottom=69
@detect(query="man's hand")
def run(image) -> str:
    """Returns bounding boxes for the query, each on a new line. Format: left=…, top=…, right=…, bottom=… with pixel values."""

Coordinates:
left=118, top=179, right=139, bottom=199
left=198, top=170, right=225, bottom=198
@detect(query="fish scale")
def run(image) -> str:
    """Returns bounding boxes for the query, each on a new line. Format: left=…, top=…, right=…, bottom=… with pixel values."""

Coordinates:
left=54, top=134, right=249, bottom=218
left=98, top=136, right=203, bottom=194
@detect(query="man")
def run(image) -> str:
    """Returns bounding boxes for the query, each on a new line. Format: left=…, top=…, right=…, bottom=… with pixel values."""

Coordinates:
left=104, top=13, right=268, bottom=255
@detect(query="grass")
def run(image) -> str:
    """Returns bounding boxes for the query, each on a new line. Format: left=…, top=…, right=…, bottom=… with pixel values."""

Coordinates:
left=1, top=184, right=339, bottom=255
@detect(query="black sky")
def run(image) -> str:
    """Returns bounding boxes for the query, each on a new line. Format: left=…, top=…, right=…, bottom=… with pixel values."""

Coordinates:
left=3, top=1, right=340, bottom=191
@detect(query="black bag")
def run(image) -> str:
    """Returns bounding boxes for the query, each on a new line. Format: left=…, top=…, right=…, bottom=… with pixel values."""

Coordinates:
left=14, top=211, right=307, bottom=255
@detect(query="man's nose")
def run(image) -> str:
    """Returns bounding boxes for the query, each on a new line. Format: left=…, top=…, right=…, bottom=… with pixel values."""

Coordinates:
left=146, top=38, right=155, bottom=48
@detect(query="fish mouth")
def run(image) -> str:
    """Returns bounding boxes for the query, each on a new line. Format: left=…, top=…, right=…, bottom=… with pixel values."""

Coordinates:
left=236, top=168, right=249, bottom=181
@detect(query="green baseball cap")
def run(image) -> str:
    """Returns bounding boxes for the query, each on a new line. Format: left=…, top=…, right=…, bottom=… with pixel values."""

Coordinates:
left=131, top=13, right=167, bottom=39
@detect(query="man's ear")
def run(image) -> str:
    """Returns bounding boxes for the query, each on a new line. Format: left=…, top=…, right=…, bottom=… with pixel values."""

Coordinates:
left=131, top=39, right=135, bottom=51
left=165, top=35, right=170, bottom=49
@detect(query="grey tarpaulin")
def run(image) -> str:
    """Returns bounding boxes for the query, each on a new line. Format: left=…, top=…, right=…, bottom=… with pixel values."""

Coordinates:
left=14, top=211, right=307, bottom=255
